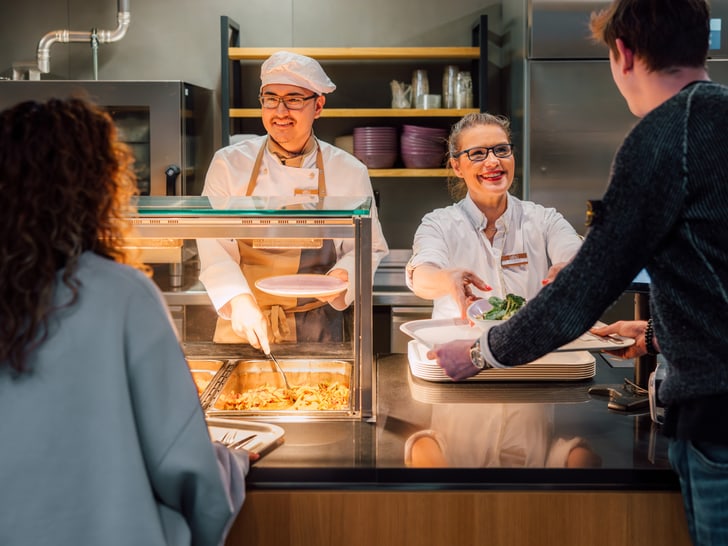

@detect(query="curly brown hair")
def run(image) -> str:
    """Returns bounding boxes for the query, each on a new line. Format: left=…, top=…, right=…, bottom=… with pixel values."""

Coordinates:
left=0, top=96, right=143, bottom=373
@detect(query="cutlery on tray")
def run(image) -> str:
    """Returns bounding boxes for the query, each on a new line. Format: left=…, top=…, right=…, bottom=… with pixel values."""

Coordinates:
left=586, top=331, right=625, bottom=345
left=219, top=432, right=257, bottom=450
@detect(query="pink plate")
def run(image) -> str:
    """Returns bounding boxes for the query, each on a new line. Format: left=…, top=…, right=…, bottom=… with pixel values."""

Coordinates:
left=255, top=274, right=348, bottom=298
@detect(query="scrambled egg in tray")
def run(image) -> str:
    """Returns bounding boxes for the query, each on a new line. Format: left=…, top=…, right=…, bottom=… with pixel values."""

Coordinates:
left=209, top=359, right=352, bottom=412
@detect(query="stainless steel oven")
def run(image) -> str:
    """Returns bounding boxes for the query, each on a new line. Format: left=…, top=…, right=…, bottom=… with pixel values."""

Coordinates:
left=0, top=80, right=213, bottom=196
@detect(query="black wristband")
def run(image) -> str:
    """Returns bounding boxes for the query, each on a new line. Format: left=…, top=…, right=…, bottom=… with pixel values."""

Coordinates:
left=644, top=318, right=659, bottom=356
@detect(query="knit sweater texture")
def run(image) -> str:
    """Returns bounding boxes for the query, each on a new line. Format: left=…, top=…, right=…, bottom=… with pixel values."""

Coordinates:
left=488, top=82, right=728, bottom=431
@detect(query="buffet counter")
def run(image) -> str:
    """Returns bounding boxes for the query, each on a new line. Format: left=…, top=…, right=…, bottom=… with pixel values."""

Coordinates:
left=223, top=352, right=692, bottom=546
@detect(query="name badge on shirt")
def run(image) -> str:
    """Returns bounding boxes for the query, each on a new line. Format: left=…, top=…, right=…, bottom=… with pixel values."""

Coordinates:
left=294, top=188, right=319, bottom=196
left=501, top=253, right=528, bottom=268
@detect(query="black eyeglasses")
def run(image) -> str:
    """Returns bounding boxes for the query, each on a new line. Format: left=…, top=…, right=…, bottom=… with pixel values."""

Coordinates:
left=258, top=94, right=318, bottom=110
left=453, top=143, right=514, bottom=162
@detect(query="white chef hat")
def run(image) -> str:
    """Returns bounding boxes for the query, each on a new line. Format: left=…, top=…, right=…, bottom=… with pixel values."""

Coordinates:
left=259, top=51, right=336, bottom=95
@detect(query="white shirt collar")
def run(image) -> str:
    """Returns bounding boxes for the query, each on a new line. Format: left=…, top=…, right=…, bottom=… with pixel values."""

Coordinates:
left=461, top=193, right=514, bottom=232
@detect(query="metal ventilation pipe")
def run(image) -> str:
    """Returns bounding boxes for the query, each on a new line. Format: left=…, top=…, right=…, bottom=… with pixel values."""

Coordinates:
left=36, top=0, right=131, bottom=75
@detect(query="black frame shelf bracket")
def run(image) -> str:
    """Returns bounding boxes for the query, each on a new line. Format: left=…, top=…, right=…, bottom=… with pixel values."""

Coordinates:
left=472, top=14, right=488, bottom=113
left=220, top=16, right=241, bottom=148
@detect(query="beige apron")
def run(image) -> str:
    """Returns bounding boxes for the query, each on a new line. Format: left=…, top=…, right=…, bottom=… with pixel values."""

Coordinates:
left=213, top=140, right=337, bottom=344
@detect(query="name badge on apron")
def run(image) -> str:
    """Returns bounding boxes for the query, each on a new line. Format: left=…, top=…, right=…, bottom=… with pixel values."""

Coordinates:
left=294, top=188, right=319, bottom=196
left=501, top=253, right=528, bottom=268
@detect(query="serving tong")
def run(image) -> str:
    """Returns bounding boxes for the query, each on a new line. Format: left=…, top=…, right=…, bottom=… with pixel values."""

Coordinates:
left=268, top=351, right=292, bottom=390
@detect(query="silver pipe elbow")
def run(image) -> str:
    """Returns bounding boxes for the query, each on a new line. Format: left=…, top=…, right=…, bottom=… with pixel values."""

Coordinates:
left=98, top=11, right=131, bottom=43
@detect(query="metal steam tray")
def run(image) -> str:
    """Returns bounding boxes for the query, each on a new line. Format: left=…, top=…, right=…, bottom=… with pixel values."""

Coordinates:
left=200, top=358, right=354, bottom=418
left=187, top=358, right=226, bottom=407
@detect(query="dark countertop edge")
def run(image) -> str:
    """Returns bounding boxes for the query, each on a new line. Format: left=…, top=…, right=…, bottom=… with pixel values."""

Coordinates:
left=247, top=467, right=680, bottom=492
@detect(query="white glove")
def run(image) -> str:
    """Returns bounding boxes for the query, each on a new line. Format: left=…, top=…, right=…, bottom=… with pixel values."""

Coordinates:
left=229, top=293, right=271, bottom=354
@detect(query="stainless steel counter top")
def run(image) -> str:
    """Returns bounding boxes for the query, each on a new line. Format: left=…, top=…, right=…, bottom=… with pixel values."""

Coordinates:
left=238, top=353, right=678, bottom=491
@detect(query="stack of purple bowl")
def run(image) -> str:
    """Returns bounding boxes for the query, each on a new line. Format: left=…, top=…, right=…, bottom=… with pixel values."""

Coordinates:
left=353, top=126, right=398, bottom=169
left=400, top=124, right=448, bottom=169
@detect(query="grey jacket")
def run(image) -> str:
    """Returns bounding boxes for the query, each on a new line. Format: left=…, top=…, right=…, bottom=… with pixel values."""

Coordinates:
left=0, top=252, right=249, bottom=545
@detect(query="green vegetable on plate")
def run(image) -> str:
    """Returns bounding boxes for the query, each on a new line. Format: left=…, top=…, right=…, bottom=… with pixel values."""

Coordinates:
left=481, top=293, right=526, bottom=320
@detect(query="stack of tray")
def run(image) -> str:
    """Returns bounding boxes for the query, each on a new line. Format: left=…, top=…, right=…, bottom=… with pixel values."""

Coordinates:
left=407, top=340, right=596, bottom=383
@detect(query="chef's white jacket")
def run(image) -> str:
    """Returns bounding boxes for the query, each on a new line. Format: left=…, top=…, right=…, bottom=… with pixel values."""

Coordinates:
left=406, top=193, right=581, bottom=319
left=198, top=135, right=389, bottom=313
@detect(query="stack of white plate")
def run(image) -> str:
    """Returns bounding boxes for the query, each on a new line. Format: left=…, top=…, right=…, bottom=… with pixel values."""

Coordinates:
left=406, top=369, right=592, bottom=404
left=353, top=126, right=398, bottom=168
left=407, top=339, right=596, bottom=383
left=401, top=124, right=448, bottom=168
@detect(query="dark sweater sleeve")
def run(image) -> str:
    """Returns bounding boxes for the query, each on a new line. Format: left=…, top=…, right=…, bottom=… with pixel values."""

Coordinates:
left=487, top=97, right=690, bottom=366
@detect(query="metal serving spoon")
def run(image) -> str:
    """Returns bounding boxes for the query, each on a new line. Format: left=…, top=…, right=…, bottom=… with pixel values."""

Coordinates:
left=268, top=352, right=292, bottom=390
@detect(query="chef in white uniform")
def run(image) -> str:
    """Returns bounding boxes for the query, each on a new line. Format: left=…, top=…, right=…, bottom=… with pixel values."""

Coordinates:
left=197, top=51, right=388, bottom=353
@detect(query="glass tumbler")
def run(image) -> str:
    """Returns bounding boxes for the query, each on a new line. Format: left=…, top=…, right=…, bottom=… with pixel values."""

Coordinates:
left=455, top=71, right=473, bottom=109
left=442, top=65, right=459, bottom=108
left=412, top=69, right=429, bottom=108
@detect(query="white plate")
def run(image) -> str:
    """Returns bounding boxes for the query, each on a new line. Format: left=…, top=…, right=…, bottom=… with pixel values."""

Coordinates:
left=401, top=317, right=635, bottom=353
left=399, top=318, right=482, bottom=349
left=255, top=274, right=348, bottom=298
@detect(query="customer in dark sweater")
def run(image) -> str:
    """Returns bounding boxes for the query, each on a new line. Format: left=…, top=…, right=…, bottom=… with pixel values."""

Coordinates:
left=429, top=1, right=728, bottom=544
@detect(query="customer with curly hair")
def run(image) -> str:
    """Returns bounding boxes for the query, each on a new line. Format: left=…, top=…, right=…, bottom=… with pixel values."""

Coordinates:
left=0, top=96, right=253, bottom=546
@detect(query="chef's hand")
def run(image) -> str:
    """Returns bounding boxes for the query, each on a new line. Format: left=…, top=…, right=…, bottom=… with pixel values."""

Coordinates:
left=446, top=269, right=492, bottom=319
left=426, top=339, right=481, bottom=381
left=229, top=293, right=271, bottom=354
left=318, top=268, right=349, bottom=310
left=410, top=265, right=491, bottom=319
left=590, top=320, right=652, bottom=359
left=541, top=261, right=570, bottom=286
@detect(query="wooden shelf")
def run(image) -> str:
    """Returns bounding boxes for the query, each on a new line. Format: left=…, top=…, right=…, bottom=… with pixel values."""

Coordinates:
left=220, top=14, right=488, bottom=176
left=228, top=46, right=479, bottom=61
left=368, top=168, right=450, bottom=177
left=230, top=108, right=477, bottom=118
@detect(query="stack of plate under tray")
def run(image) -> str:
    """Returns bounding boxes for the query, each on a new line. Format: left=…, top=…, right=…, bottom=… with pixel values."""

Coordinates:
left=406, top=364, right=592, bottom=404
left=407, top=340, right=596, bottom=383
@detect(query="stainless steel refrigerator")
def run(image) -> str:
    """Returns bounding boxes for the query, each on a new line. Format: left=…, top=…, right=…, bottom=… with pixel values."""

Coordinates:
left=504, top=0, right=728, bottom=235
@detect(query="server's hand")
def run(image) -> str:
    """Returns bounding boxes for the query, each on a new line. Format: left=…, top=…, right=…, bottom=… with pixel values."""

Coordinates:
left=541, top=261, right=570, bottom=285
left=318, top=268, right=349, bottom=310
left=230, top=293, right=271, bottom=354
left=447, top=269, right=491, bottom=319
left=411, top=265, right=491, bottom=320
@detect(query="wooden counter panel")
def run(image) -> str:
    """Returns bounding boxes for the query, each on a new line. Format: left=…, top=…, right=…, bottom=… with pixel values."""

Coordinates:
left=227, top=490, right=691, bottom=546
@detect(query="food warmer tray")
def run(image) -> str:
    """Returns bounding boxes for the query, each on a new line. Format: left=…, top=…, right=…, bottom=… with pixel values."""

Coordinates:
left=202, top=358, right=355, bottom=419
